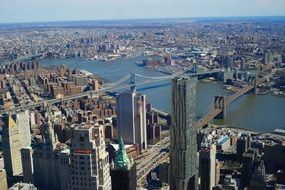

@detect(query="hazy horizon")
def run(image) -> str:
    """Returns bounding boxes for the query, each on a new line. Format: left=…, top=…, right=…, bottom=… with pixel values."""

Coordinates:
left=1, top=0, right=285, bottom=23
left=1, top=16, right=285, bottom=25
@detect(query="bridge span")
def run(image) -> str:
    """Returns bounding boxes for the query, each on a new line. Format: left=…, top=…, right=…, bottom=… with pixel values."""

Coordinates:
left=0, top=69, right=222, bottom=114
left=194, top=75, right=270, bottom=128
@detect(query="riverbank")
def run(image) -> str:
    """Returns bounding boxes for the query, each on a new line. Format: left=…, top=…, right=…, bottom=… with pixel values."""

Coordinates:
left=220, top=125, right=285, bottom=138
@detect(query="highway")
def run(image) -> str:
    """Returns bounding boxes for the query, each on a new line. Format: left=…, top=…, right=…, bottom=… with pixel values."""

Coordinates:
left=135, top=137, right=170, bottom=187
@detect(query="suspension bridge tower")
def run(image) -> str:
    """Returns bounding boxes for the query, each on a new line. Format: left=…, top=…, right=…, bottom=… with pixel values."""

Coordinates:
left=214, top=95, right=226, bottom=119
left=130, top=73, right=136, bottom=92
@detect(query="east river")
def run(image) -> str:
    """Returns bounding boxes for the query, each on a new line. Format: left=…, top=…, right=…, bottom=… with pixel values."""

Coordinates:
left=41, top=56, right=285, bottom=132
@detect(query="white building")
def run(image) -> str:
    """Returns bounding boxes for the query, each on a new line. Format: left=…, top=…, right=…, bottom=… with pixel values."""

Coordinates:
left=116, top=91, right=147, bottom=151
left=29, top=111, right=37, bottom=132
left=16, top=111, right=31, bottom=147
left=69, top=123, right=112, bottom=190
left=2, top=111, right=31, bottom=178
left=199, top=141, right=217, bottom=190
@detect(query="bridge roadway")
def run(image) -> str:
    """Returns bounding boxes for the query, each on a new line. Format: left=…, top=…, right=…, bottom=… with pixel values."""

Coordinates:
left=0, top=69, right=222, bottom=114
left=194, top=76, right=270, bottom=128
left=151, top=107, right=169, bottom=117
left=137, top=153, right=169, bottom=187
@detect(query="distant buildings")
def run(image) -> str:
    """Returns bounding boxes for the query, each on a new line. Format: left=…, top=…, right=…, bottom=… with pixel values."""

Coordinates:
left=226, top=55, right=233, bottom=70
left=116, top=91, right=147, bottom=151
left=143, top=54, right=175, bottom=68
left=263, top=50, right=273, bottom=65
left=0, top=61, right=40, bottom=77
left=73, top=74, right=88, bottom=86
left=170, top=77, right=198, bottom=190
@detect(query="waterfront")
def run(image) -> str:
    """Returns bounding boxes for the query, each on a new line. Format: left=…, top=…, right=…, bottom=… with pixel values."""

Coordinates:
left=41, top=56, right=285, bottom=132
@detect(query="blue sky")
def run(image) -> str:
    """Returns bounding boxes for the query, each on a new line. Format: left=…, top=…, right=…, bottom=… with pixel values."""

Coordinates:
left=0, top=0, right=285, bottom=23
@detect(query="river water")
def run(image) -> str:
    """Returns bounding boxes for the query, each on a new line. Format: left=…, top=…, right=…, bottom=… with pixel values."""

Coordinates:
left=41, top=56, right=285, bottom=132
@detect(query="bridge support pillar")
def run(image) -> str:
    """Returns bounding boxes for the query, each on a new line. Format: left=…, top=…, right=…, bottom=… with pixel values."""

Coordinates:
left=130, top=73, right=136, bottom=92
left=59, top=97, right=66, bottom=108
left=248, top=75, right=258, bottom=94
left=193, top=64, right=197, bottom=73
left=253, top=77, right=257, bottom=94
left=214, top=95, right=226, bottom=119
left=89, top=91, right=98, bottom=99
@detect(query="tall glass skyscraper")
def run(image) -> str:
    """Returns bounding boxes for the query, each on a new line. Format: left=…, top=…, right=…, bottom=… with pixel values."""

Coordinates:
left=170, top=77, right=198, bottom=190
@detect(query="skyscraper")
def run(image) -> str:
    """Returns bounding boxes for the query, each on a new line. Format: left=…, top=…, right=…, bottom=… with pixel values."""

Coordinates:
left=242, top=149, right=257, bottom=188
left=58, top=148, right=70, bottom=190
left=2, top=111, right=31, bottom=182
left=20, top=146, right=33, bottom=183
left=69, top=123, right=112, bottom=190
left=32, top=118, right=62, bottom=189
left=110, top=138, right=136, bottom=190
left=199, top=141, right=216, bottom=190
left=2, top=115, right=23, bottom=178
left=116, top=91, right=147, bottom=151
left=0, top=169, right=8, bottom=190
left=16, top=111, right=31, bottom=146
left=236, top=134, right=250, bottom=162
left=170, top=77, right=198, bottom=190
left=250, top=159, right=266, bottom=190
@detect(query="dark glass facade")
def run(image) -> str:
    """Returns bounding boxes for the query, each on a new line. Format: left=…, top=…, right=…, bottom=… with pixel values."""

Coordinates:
left=170, top=77, right=198, bottom=190
left=110, top=164, right=136, bottom=190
